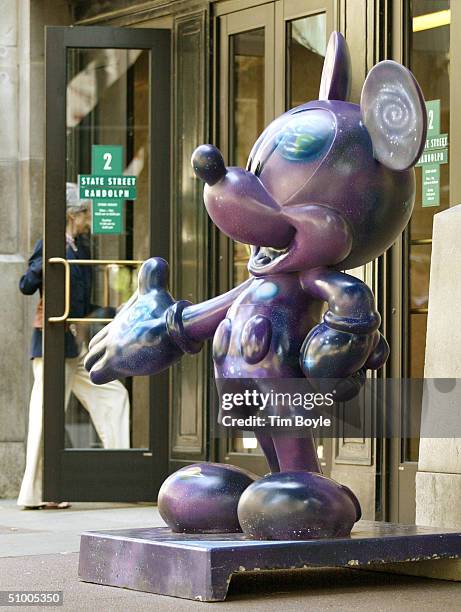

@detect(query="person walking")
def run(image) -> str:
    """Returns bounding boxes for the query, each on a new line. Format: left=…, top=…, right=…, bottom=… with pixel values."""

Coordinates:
left=17, top=183, right=130, bottom=509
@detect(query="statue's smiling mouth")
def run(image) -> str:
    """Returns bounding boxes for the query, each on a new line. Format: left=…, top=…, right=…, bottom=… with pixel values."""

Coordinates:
left=250, top=245, right=290, bottom=269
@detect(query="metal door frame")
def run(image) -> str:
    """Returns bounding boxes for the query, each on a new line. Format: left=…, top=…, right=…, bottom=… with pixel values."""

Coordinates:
left=44, top=26, right=171, bottom=501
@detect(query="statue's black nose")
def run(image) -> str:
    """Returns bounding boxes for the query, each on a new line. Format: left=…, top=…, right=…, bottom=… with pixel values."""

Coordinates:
left=191, top=144, right=227, bottom=186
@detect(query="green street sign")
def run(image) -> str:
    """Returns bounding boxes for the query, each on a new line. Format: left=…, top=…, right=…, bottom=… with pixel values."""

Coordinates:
left=416, top=148, right=448, bottom=167
left=92, top=201, right=123, bottom=234
left=92, top=144, right=123, bottom=175
left=426, top=100, right=440, bottom=138
left=416, top=100, right=448, bottom=207
left=425, top=133, right=448, bottom=151
left=422, top=165, right=440, bottom=207
left=78, top=145, right=137, bottom=235
left=79, top=175, right=137, bottom=200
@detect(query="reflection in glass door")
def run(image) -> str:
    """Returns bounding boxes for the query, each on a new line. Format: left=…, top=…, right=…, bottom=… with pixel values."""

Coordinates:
left=230, top=28, right=265, bottom=287
left=65, top=48, right=150, bottom=450
left=274, top=0, right=333, bottom=115
left=286, top=11, right=327, bottom=108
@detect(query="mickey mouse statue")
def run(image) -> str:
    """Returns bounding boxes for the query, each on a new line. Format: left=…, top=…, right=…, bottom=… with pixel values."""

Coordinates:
left=85, top=32, right=426, bottom=540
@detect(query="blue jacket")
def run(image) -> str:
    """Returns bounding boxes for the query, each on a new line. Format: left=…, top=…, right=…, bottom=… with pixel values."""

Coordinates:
left=20, top=238, right=93, bottom=358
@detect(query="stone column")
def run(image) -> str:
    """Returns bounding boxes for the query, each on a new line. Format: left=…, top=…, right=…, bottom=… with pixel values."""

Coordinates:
left=385, top=205, right=461, bottom=580
left=0, top=0, right=72, bottom=499
left=416, top=205, right=461, bottom=530
left=0, top=0, right=28, bottom=498
left=365, top=205, right=461, bottom=581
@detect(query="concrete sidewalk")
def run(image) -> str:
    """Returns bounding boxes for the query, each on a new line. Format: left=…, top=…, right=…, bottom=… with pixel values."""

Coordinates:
left=1, top=500, right=460, bottom=611
left=0, top=499, right=163, bottom=557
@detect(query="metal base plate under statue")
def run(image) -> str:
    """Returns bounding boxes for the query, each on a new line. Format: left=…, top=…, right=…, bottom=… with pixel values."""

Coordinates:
left=78, top=521, right=461, bottom=602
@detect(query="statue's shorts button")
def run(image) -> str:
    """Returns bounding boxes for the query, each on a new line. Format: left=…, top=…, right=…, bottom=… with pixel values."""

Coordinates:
left=213, top=318, right=232, bottom=364
left=241, top=315, right=272, bottom=364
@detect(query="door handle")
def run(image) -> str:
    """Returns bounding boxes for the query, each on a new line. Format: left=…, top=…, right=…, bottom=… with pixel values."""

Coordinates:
left=47, top=258, right=144, bottom=323
left=48, top=257, right=71, bottom=322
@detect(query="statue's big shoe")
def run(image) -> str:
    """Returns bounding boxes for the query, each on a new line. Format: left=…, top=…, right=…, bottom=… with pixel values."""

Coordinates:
left=158, top=462, right=257, bottom=533
left=237, top=471, right=361, bottom=540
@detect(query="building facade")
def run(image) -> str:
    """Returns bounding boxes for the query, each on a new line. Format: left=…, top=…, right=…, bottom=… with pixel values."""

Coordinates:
left=0, top=0, right=456, bottom=525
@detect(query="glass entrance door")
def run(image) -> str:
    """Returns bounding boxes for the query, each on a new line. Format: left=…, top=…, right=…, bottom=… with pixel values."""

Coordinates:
left=216, top=1, right=333, bottom=475
left=218, top=5, right=274, bottom=474
left=43, top=27, right=170, bottom=501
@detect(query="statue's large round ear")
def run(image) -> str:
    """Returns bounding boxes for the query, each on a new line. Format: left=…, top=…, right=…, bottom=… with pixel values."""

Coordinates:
left=319, top=31, right=351, bottom=101
left=361, top=60, right=427, bottom=171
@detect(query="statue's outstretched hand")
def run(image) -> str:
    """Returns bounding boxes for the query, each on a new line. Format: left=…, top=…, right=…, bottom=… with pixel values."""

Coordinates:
left=84, top=258, right=199, bottom=384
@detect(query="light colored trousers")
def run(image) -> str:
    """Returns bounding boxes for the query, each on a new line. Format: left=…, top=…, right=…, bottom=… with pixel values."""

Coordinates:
left=17, top=350, right=130, bottom=507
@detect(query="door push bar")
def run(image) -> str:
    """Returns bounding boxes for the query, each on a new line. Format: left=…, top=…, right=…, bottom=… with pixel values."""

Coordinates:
left=48, top=257, right=143, bottom=324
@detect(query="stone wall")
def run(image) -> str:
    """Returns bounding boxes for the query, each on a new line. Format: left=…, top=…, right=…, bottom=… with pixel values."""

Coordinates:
left=0, top=0, right=30, bottom=498
left=0, top=0, right=71, bottom=498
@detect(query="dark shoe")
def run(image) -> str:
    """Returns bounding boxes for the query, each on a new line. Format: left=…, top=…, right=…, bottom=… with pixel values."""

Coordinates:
left=42, top=502, right=71, bottom=509
left=22, top=504, right=46, bottom=510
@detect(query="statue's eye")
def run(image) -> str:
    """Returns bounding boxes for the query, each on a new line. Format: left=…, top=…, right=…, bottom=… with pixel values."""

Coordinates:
left=275, top=111, right=335, bottom=162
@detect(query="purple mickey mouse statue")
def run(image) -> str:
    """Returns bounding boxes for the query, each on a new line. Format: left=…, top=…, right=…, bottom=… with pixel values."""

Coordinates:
left=85, top=32, right=426, bottom=540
